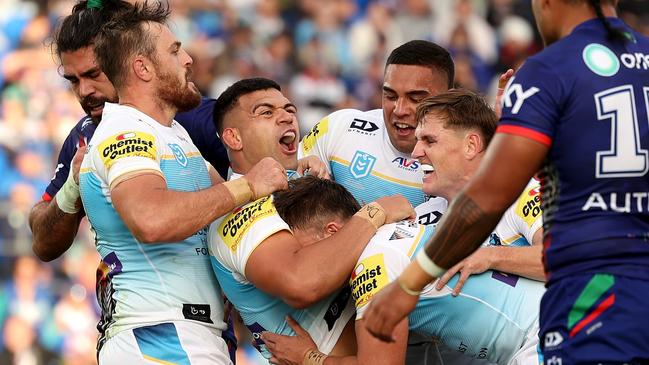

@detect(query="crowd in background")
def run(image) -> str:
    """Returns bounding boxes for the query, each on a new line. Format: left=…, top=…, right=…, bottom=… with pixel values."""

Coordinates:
left=0, top=0, right=647, bottom=363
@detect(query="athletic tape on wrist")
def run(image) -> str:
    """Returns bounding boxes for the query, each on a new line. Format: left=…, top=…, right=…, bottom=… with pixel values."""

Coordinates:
left=223, top=178, right=253, bottom=207
left=397, top=276, right=421, bottom=296
left=415, top=250, right=446, bottom=278
left=303, top=349, right=327, bottom=365
left=55, top=166, right=81, bottom=214
left=354, top=202, right=386, bottom=230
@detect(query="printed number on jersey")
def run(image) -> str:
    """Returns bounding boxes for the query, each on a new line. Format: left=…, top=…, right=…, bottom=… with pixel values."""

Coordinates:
left=595, top=86, right=649, bottom=177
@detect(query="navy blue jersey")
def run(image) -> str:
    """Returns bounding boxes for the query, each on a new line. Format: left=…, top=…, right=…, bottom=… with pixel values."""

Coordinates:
left=175, top=98, right=229, bottom=179
left=43, top=98, right=230, bottom=201
left=43, top=116, right=96, bottom=201
left=498, top=18, right=649, bottom=282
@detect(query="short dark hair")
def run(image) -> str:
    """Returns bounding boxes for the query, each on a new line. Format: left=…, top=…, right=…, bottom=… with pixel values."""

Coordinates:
left=385, top=40, right=455, bottom=89
left=416, top=89, right=497, bottom=146
left=273, top=176, right=360, bottom=231
left=51, top=0, right=134, bottom=59
left=94, top=1, right=170, bottom=90
left=213, top=77, right=282, bottom=135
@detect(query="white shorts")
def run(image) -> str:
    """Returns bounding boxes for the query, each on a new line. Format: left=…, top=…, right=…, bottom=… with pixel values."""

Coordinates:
left=98, top=321, right=232, bottom=365
left=509, top=321, right=542, bottom=365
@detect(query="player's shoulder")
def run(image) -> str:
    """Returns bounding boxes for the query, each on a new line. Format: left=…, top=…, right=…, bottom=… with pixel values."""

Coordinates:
left=214, top=195, right=284, bottom=251
left=511, top=177, right=542, bottom=226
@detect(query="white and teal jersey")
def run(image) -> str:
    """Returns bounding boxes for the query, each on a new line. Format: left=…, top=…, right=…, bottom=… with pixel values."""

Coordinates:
left=208, top=190, right=354, bottom=359
left=79, top=103, right=225, bottom=346
left=491, top=178, right=542, bottom=247
left=353, top=221, right=544, bottom=364
left=299, top=108, right=446, bottom=215
left=415, top=178, right=542, bottom=247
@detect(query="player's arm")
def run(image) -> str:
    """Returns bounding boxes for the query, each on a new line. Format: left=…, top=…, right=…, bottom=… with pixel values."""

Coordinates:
left=29, top=145, right=86, bottom=262
left=111, top=157, right=286, bottom=243
left=436, top=227, right=544, bottom=295
left=486, top=229, right=544, bottom=279
left=245, top=196, right=415, bottom=308
left=364, top=133, right=549, bottom=341
left=263, top=316, right=408, bottom=365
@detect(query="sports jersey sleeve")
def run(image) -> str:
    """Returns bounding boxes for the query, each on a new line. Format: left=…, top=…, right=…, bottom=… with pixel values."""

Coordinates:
left=211, top=196, right=290, bottom=277
left=91, top=117, right=162, bottom=187
left=299, top=110, right=350, bottom=173
left=496, top=179, right=543, bottom=246
left=352, top=244, right=410, bottom=319
left=497, top=59, right=563, bottom=147
left=43, top=127, right=80, bottom=201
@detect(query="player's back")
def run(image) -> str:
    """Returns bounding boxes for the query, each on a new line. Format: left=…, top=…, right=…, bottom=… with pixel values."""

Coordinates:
left=499, top=18, right=649, bottom=282
left=353, top=222, right=544, bottom=364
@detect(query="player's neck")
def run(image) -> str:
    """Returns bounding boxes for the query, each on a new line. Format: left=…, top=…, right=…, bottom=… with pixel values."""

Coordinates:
left=557, top=4, right=618, bottom=41
left=119, top=90, right=176, bottom=128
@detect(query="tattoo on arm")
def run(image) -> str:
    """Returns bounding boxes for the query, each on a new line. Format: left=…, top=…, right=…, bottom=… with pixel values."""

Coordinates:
left=424, top=192, right=501, bottom=269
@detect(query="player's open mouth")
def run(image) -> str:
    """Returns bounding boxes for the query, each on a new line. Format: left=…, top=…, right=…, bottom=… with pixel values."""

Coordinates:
left=394, top=122, right=415, bottom=137
left=421, top=163, right=435, bottom=175
left=279, top=130, right=297, bottom=154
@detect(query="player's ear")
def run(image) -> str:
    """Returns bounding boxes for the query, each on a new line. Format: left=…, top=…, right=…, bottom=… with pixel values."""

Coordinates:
left=221, top=127, right=243, bottom=151
left=465, top=132, right=483, bottom=160
left=132, top=55, right=153, bottom=82
left=324, top=221, right=342, bottom=236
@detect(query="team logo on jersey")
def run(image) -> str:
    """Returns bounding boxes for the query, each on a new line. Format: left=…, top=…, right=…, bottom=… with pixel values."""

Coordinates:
left=351, top=254, right=389, bottom=308
left=515, top=185, right=542, bottom=226
left=391, top=157, right=420, bottom=171
left=350, top=151, right=376, bottom=178
left=349, top=118, right=378, bottom=134
left=218, top=196, right=276, bottom=252
left=301, top=118, right=329, bottom=154
left=98, top=131, right=157, bottom=168
left=168, top=143, right=188, bottom=167
left=583, top=43, right=620, bottom=77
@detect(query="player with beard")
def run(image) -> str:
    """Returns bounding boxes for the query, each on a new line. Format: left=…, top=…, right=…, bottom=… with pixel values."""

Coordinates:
left=78, top=3, right=287, bottom=364
left=29, top=0, right=229, bottom=263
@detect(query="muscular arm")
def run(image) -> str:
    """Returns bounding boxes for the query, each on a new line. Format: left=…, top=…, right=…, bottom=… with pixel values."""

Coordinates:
left=29, top=200, right=83, bottom=261
left=245, top=216, right=381, bottom=309
left=110, top=173, right=239, bottom=243
left=488, top=229, right=544, bottom=281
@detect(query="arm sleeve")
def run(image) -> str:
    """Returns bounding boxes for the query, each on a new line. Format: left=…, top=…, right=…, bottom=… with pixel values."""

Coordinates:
left=298, top=112, right=341, bottom=175
left=497, top=58, right=564, bottom=147
left=91, top=117, right=162, bottom=187
left=43, top=127, right=81, bottom=201
left=353, top=244, right=410, bottom=319
left=210, top=196, right=290, bottom=279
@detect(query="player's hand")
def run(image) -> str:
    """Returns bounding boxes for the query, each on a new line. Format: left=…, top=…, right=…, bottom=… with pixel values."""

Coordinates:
left=364, top=280, right=418, bottom=342
left=245, top=157, right=289, bottom=199
left=375, top=195, right=416, bottom=223
left=262, top=316, right=316, bottom=365
left=296, top=155, right=330, bottom=179
left=435, top=247, right=493, bottom=296
left=494, top=68, right=515, bottom=119
left=72, top=145, right=87, bottom=185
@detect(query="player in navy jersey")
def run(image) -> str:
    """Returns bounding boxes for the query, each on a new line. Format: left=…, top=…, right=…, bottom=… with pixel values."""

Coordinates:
left=364, top=1, right=649, bottom=363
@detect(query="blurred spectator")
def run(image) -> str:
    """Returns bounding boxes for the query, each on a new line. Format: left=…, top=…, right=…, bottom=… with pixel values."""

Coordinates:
left=0, top=315, right=59, bottom=365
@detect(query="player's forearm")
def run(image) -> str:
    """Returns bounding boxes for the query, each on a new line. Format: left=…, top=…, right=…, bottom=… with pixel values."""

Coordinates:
left=489, top=245, right=546, bottom=281
left=29, top=200, right=81, bottom=261
left=424, top=192, right=503, bottom=271
left=120, top=183, right=238, bottom=243
left=288, top=216, right=377, bottom=306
